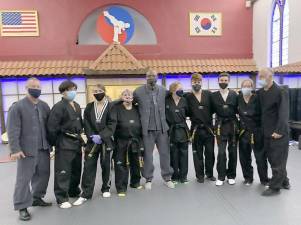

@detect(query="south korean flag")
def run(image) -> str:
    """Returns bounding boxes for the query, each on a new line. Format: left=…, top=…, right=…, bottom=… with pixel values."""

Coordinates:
left=189, top=12, right=222, bottom=36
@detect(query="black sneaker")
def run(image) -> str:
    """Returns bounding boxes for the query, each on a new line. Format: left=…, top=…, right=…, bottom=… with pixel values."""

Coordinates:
left=206, top=176, right=217, bottom=181
left=261, top=188, right=280, bottom=196
left=19, top=208, right=31, bottom=221
left=180, top=179, right=189, bottom=184
left=32, top=198, right=52, bottom=207
left=197, top=177, right=204, bottom=183
left=282, top=183, right=291, bottom=190
left=243, top=179, right=253, bottom=186
left=130, top=183, right=143, bottom=189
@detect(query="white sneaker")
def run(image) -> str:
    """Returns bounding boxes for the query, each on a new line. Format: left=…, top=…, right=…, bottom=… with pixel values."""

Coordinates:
left=228, top=179, right=236, bottom=185
left=164, top=180, right=176, bottom=189
left=73, top=197, right=87, bottom=206
left=59, top=202, right=72, bottom=209
left=102, top=192, right=111, bottom=198
left=215, top=180, right=224, bottom=186
left=144, top=182, right=152, bottom=190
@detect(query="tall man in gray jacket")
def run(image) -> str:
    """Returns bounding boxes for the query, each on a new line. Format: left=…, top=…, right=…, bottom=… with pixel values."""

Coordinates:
left=133, top=69, right=174, bottom=189
left=7, top=78, right=52, bottom=221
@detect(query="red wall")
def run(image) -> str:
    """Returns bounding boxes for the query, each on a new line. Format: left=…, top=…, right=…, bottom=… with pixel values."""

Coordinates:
left=0, top=0, right=253, bottom=60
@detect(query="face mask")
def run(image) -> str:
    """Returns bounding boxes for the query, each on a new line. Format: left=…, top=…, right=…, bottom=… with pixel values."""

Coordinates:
left=192, top=84, right=202, bottom=92
left=176, top=90, right=184, bottom=97
left=258, top=79, right=267, bottom=88
left=219, top=83, right=228, bottom=89
left=241, top=88, right=253, bottom=96
left=65, top=90, right=76, bottom=101
left=147, top=78, right=157, bottom=87
left=94, top=93, right=105, bottom=102
left=28, top=88, right=41, bottom=99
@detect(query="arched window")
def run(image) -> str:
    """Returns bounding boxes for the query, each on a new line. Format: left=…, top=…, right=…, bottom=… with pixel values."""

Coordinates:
left=271, top=0, right=289, bottom=67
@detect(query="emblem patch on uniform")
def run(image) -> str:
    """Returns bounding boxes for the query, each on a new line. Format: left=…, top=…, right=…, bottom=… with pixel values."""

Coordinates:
left=198, top=106, right=204, bottom=109
left=175, top=109, right=180, bottom=113
left=223, top=105, right=228, bottom=109
left=129, top=120, right=135, bottom=123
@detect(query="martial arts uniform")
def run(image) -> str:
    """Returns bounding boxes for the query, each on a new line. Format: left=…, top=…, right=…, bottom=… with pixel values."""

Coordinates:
left=211, top=89, right=238, bottom=181
left=258, top=82, right=290, bottom=190
left=237, top=92, right=268, bottom=183
left=7, top=97, right=51, bottom=210
left=111, top=103, right=143, bottom=193
left=185, top=91, right=215, bottom=180
left=165, top=95, right=189, bottom=182
left=47, top=98, right=83, bottom=204
left=80, top=98, right=114, bottom=198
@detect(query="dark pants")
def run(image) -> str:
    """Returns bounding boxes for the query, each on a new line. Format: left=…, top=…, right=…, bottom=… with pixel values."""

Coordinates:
left=170, top=141, right=189, bottom=182
left=142, top=131, right=173, bottom=182
left=192, top=127, right=215, bottom=179
left=14, top=149, right=50, bottom=210
left=114, top=140, right=141, bottom=193
left=54, top=149, right=82, bottom=204
left=239, top=130, right=268, bottom=183
left=216, top=121, right=238, bottom=181
left=264, top=136, right=290, bottom=190
left=81, top=144, right=112, bottom=199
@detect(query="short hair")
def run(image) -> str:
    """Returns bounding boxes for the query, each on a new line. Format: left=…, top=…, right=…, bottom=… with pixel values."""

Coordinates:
left=26, top=77, right=40, bottom=86
left=218, top=72, right=230, bottom=81
left=95, top=83, right=106, bottom=93
left=169, top=81, right=181, bottom=93
left=121, top=89, right=133, bottom=96
left=58, top=80, right=77, bottom=93
left=146, top=69, right=157, bottom=76
left=241, top=79, right=254, bottom=88
left=191, top=73, right=202, bottom=81
left=258, top=68, right=274, bottom=77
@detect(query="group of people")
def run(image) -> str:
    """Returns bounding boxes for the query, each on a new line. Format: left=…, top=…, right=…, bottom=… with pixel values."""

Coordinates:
left=7, top=68, right=290, bottom=221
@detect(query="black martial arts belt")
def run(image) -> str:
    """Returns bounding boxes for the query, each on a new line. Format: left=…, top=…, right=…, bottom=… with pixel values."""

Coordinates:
left=238, top=129, right=254, bottom=145
left=125, top=137, right=144, bottom=168
left=169, top=123, right=190, bottom=143
left=215, top=117, right=238, bottom=145
left=190, top=123, right=215, bottom=143
left=64, top=131, right=86, bottom=147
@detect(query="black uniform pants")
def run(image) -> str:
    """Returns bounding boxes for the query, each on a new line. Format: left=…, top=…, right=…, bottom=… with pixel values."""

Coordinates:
left=170, top=141, right=189, bottom=182
left=114, top=140, right=141, bottom=193
left=81, top=144, right=112, bottom=199
left=54, top=149, right=82, bottom=204
left=239, top=130, right=268, bottom=183
left=216, top=121, right=237, bottom=181
left=192, top=128, right=215, bottom=179
left=264, top=136, right=290, bottom=190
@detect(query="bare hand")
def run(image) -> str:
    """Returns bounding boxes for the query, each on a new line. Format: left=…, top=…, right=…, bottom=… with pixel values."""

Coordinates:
left=10, top=151, right=26, bottom=160
left=271, top=133, right=282, bottom=139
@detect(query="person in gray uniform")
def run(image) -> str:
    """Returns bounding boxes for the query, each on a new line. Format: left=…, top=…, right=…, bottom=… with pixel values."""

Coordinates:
left=133, top=69, right=174, bottom=190
left=7, top=77, right=52, bottom=221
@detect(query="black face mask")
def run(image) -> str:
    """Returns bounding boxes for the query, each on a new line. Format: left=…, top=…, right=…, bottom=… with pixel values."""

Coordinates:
left=176, top=90, right=184, bottom=97
left=219, top=83, right=228, bottom=89
left=147, top=78, right=157, bottom=87
left=94, top=93, right=105, bottom=101
left=192, top=84, right=202, bottom=92
left=28, top=88, right=41, bottom=98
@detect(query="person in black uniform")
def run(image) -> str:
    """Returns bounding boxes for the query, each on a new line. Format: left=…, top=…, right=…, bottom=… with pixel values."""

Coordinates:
left=73, top=84, right=114, bottom=206
left=211, top=72, right=238, bottom=186
left=184, top=73, right=216, bottom=183
left=257, top=68, right=290, bottom=196
left=110, top=89, right=144, bottom=197
left=166, top=82, right=190, bottom=184
left=47, top=80, right=84, bottom=209
left=238, top=79, right=268, bottom=186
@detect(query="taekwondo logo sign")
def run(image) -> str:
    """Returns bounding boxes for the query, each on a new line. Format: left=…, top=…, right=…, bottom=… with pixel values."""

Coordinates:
left=189, top=12, right=222, bottom=36
left=97, top=6, right=135, bottom=44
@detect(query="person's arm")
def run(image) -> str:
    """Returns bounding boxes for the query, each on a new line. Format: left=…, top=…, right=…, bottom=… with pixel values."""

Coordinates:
left=7, top=103, right=22, bottom=154
left=99, top=104, right=116, bottom=139
left=83, top=104, right=94, bottom=141
left=47, top=103, right=63, bottom=146
left=274, top=88, right=289, bottom=136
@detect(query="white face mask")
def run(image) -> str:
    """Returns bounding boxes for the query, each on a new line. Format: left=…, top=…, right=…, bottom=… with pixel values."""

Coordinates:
left=241, top=87, right=253, bottom=96
left=258, top=79, right=268, bottom=88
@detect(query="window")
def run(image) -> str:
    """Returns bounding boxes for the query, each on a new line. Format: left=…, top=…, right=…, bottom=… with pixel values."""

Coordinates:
left=271, top=0, right=289, bottom=67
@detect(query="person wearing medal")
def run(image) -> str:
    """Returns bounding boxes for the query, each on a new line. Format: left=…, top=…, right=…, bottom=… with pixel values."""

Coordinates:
left=211, top=73, right=239, bottom=186
left=73, top=84, right=114, bottom=206
left=110, top=89, right=144, bottom=197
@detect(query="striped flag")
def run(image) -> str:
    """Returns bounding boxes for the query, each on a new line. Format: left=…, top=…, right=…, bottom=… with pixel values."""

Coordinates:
left=0, top=10, right=39, bottom=36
